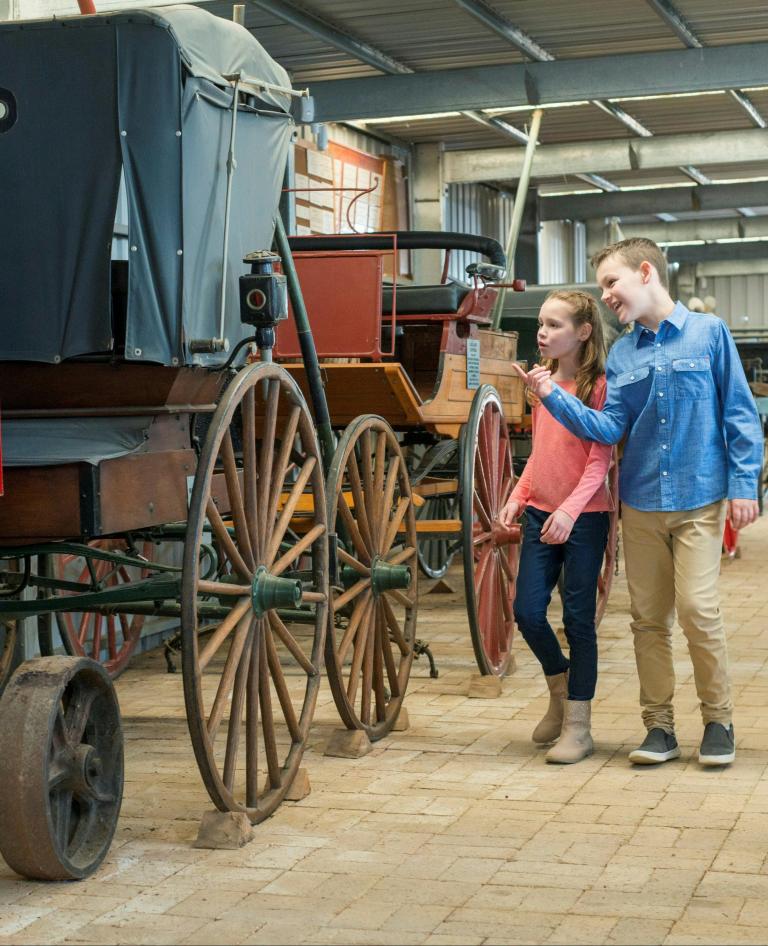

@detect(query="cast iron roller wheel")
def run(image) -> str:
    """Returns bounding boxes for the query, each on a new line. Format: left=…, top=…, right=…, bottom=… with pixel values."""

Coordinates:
left=460, top=385, right=520, bottom=677
left=0, top=656, right=124, bottom=880
left=325, top=415, right=417, bottom=740
left=182, top=362, right=329, bottom=822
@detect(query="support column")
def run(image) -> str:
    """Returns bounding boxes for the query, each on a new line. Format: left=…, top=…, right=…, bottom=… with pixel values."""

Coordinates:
left=411, top=143, right=445, bottom=284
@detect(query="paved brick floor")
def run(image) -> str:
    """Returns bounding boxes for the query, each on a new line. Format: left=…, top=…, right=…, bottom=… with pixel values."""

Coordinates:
left=2, top=517, right=768, bottom=945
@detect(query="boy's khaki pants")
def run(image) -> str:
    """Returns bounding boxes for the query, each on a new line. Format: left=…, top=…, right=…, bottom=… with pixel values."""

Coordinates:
left=622, top=500, right=731, bottom=732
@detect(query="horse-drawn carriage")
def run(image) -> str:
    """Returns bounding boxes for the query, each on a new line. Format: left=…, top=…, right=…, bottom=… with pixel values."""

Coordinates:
left=0, top=4, right=616, bottom=883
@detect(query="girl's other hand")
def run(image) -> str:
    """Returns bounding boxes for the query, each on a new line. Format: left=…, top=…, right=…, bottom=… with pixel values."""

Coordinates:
left=512, top=363, right=554, bottom=399
left=539, top=509, right=574, bottom=545
left=499, top=498, right=521, bottom=528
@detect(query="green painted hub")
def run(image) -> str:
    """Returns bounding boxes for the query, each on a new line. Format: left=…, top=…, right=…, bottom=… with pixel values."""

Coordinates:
left=341, top=565, right=362, bottom=589
left=251, top=565, right=302, bottom=617
left=371, top=558, right=411, bottom=597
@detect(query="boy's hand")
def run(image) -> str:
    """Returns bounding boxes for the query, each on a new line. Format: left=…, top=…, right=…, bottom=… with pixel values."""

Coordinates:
left=499, top=498, right=521, bottom=528
left=512, top=363, right=554, bottom=399
left=539, top=509, right=574, bottom=545
left=728, top=499, right=759, bottom=530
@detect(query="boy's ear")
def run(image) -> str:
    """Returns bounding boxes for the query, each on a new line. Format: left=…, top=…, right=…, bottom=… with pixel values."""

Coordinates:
left=639, top=260, right=655, bottom=284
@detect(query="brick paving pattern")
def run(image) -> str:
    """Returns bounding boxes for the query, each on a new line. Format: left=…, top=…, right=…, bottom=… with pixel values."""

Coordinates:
left=1, top=518, right=767, bottom=945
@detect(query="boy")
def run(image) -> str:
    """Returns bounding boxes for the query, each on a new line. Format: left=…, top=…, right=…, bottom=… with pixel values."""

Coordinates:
left=515, top=237, right=762, bottom=767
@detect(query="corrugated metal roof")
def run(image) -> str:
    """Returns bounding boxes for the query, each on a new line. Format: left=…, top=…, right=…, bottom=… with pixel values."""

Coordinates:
left=190, top=0, right=768, bottom=204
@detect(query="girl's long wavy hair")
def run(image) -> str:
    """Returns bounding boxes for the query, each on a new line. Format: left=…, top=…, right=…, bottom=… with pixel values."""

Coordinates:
left=537, top=289, right=607, bottom=407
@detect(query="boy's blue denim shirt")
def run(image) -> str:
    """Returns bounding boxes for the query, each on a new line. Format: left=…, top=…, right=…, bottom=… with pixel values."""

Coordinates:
left=540, top=302, right=763, bottom=512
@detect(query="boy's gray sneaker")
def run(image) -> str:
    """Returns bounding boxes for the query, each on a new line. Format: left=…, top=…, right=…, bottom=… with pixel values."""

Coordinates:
left=698, top=722, right=735, bottom=766
left=628, top=728, right=681, bottom=765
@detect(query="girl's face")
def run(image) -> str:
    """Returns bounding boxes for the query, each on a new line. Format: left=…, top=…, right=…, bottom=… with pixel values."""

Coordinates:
left=537, top=298, right=592, bottom=360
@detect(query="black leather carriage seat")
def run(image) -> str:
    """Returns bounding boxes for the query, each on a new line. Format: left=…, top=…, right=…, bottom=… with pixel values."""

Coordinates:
left=381, top=283, right=468, bottom=316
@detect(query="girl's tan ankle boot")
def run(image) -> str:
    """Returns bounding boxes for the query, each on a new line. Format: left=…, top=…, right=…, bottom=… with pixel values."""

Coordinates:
left=532, top=672, right=568, bottom=744
left=545, top=699, right=593, bottom=764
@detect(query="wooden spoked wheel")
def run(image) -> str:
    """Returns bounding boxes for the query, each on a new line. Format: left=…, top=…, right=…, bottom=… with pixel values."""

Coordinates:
left=596, top=462, right=620, bottom=626
left=182, top=363, right=328, bottom=821
left=0, top=618, right=19, bottom=698
left=38, top=540, right=153, bottom=678
left=461, top=385, right=519, bottom=677
left=0, top=558, right=23, bottom=696
left=326, top=415, right=417, bottom=741
left=0, top=656, right=123, bottom=880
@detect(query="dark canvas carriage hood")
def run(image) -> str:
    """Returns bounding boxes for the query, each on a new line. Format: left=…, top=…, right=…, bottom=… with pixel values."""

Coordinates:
left=0, top=4, right=294, bottom=366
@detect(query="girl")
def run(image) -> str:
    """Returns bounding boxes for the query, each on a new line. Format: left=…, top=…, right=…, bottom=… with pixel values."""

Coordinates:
left=500, top=290, right=612, bottom=764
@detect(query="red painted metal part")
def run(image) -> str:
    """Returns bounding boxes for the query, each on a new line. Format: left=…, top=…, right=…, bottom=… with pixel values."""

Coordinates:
left=279, top=246, right=502, bottom=361
left=723, top=517, right=739, bottom=559
left=274, top=250, right=392, bottom=360
left=77, top=0, right=97, bottom=12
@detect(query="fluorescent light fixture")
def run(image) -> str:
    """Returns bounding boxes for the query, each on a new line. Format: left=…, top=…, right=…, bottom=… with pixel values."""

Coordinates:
left=609, top=90, right=726, bottom=103
left=363, top=112, right=461, bottom=124
left=713, top=236, right=768, bottom=244
left=485, top=101, right=590, bottom=114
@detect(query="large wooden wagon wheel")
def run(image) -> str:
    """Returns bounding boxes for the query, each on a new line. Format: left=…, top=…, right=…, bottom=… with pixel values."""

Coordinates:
left=38, top=540, right=154, bottom=678
left=461, top=385, right=520, bottom=677
left=182, top=362, right=328, bottom=822
left=326, top=415, right=417, bottom=741
left=0, top=656, right=123, bottom=880
left=596, top=461, right=620, bottom=625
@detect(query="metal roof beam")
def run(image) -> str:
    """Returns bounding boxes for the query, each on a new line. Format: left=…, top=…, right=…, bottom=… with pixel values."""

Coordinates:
left=245, top=0, right=411, bottom=75
left=310, top=43, right=768, bottom=122
left=444, top=128, right=768, bottom=184
left=453, top=0, right=652, bottom=138
left=666, top=240, right=768, bottom=264
left=601, top=216, right=768, bottom=245
left=453, top=0, right=554, bottom=61
left=646, top=0, right=767, bottom=128
left=539, top=182, right=768, bottom=221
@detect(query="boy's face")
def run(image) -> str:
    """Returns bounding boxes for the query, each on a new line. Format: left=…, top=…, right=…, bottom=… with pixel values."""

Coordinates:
left=596, top=254, right=653, bottom=325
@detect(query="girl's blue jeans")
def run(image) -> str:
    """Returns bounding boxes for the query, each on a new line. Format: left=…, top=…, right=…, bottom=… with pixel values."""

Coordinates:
left=513, top=506, right=609, bottom=701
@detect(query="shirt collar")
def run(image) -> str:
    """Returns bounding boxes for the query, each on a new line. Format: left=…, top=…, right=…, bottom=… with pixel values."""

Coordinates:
left=632, top=301, right=688, bottom=347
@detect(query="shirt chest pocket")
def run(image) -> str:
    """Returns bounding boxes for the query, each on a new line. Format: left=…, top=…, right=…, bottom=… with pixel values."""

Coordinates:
left=615, top=365, right=651, bottom=406
left=672, top=356, right=711, bottom=399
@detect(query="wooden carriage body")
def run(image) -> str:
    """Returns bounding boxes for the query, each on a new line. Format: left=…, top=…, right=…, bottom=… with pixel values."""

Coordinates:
left=273, top=241, right=526, bottom=438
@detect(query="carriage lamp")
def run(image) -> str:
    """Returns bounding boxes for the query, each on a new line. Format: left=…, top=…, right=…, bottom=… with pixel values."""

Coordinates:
left=239, top=251, right=288, bottom=328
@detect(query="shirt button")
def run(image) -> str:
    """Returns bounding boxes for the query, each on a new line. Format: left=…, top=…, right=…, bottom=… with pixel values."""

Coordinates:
left=662, top=444, right=668, bottom=450
left=658, top=391, right=664, bottom=397
left=662, top=471, right=668, bottom=476
left=689, top=362, right=695, bottom=368
left=660, top=418, right=666, bottom=423
left=656, top=343, right=661, bottom=348
left=656, top=366, right=663, bottom=372
left=630, top=375, right=635, bottom=380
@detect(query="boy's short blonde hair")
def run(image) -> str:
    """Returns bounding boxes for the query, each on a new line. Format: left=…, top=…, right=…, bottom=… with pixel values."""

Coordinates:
left=590, top=237, right=669, bottom=290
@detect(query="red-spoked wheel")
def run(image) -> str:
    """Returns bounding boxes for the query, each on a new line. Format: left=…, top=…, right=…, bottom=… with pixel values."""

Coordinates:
left=461, top=385, right=520, bottom=677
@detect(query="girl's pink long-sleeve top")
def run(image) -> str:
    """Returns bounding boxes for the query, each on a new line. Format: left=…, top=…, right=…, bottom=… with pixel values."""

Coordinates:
left=511, top=376, right=614, bottom=522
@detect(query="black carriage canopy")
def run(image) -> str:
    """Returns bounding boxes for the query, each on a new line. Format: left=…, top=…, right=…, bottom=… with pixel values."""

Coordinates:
left=0, top=4, right=294, bottom=366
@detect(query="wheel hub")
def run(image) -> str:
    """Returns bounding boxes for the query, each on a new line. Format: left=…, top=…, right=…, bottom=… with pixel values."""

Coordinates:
left=370, top=557, right=411, bottom=597
left=491, top=522, right=522, bottom=547
left=251, top=565, right=302, bottom=617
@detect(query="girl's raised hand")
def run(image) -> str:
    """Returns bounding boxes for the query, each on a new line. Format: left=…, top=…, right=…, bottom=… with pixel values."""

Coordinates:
left=511, top=363, right=554, bottom=399
left=539, top=509, right=574, bottom=545
left=499, top=498, right=521, bottom=528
